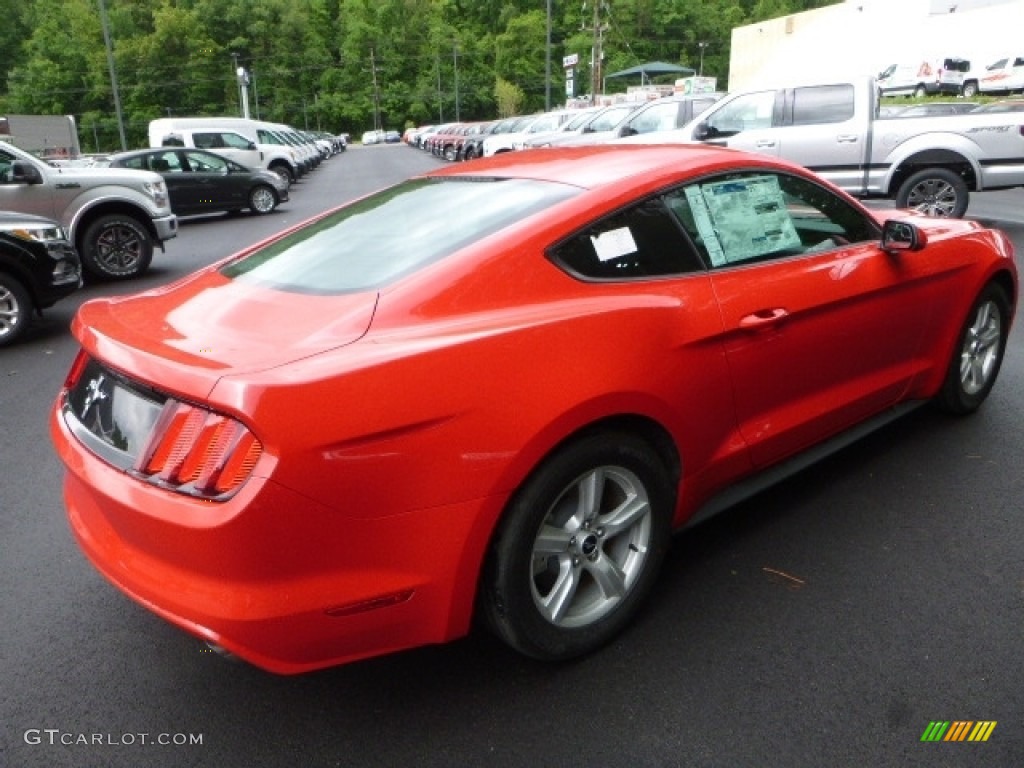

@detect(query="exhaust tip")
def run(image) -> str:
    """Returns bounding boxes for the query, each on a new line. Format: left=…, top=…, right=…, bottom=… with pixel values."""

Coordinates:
left=204, top=641, right=240, bottom=662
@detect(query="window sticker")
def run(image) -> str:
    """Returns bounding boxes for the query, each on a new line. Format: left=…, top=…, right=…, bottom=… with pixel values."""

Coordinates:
left=685, top=175, right=801, bottom=266
left=591, top=227, right=638, bottom=262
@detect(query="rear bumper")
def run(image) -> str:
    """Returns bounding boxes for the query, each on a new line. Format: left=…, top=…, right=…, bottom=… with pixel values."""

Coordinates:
left=51, top=400, right=489, bottom=674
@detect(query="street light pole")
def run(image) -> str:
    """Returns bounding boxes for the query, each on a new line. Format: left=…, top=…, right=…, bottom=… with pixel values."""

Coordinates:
left=236, top=67, right=251, bottom=119
left=698, top=42, right=708, bottom=77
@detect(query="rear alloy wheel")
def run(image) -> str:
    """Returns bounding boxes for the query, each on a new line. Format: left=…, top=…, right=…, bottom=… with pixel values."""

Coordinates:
left=914, top=85, right=927, bottom=98
left=962, top=81, right=978, bottom=98
left=937, top=283, right=1010, bottom=414
left=482, top=432, right=673, bottom=661
left=81, top=214, right=153, bottom=280
left=895, top=168, right=969, bottom=218
left=0, top=272, right=32, bottom=347
left=249, top=185, right=278, bottom=214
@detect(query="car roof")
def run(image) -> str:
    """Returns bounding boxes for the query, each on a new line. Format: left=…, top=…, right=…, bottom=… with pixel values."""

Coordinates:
left=424, top=143, right=801, bottom=191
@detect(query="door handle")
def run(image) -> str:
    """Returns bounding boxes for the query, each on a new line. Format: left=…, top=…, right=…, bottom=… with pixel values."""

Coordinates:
left=739, top=308, right=789, bottom=329
left=754, top=139, right=776, bottom=148
left=836, top=134, right=859, bottom=144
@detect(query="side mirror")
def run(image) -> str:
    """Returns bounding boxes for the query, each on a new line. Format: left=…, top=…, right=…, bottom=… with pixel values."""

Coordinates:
left=881, top=219, right=928, bottom=252
left=11, top=161, right=43, bottom=185
left=693, top=122, right=711, bottom=141
left=618, top=126, right=637, bottom=138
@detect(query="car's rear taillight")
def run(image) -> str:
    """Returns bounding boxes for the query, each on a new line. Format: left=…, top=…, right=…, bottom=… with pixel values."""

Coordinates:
left=63, top=354, right=263, bottom=500
left=138, top=401, right=263, bottom=498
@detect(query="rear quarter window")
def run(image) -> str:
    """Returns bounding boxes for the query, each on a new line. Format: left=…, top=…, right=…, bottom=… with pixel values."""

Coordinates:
left=549, top=197, right=704, bottom=280
left=791, top=84, right=854, bottom=126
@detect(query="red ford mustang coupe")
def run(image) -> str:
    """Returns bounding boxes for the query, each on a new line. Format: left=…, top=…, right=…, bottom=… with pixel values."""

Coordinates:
left=51, top=145, right=1017, bottom=674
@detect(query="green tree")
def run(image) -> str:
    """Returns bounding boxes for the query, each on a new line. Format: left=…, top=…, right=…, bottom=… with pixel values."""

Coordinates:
left=494, top=76, right=524, bottom=117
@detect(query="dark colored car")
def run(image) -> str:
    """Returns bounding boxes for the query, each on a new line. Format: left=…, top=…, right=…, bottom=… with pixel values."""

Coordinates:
left=890, top=101, right=979, bottom=117
left=0, top=211, right=81, bottom=346
left=970, top=99, right=1024, bottom=113
left=104, top=148, right=289, bottom=217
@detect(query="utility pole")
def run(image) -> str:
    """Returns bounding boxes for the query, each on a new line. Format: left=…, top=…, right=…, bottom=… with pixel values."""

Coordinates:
left=370, top=48, right=382, bottom=131
left=453, top=45, right=460, bottom=122
left=98, top=0, right=127, bottom=150
left=545, top=0, right=552, bottom=110
left=231, top=51, right=242, bottom=116
left=436, top=52, right=443, bottom=123
left=583, top=1, right=608, bottom=104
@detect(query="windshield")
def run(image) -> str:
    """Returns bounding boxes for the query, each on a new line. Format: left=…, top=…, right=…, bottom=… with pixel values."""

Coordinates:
left=221, top=178, right=580, bottom=294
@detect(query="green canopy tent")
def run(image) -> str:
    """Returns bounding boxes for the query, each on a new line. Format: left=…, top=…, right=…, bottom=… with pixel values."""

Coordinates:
left=605, top=61, right=696, bottom=86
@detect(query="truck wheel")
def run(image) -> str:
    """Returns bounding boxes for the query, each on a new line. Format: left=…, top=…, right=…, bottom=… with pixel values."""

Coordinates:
left=81, top=214, right=153, bottom=280
left=0, top=271, right=32, bottom=347
left=249, top=185, right=278, bottom=214
left=895, top=168, right=969, bottom=218
left=962, top=81, right=978, bottom=98
left=914, top=84, right=927, bottom=98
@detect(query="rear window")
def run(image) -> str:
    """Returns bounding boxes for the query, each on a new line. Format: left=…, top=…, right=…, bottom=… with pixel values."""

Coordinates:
left=792, top=84, right=854, bottom=125
left=221, top=178, right=580, bottom=294
left=943, top=58, right=970, bottom=73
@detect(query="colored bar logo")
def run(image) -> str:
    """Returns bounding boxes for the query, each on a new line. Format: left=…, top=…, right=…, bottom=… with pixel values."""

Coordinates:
left=921, top=721, right=997, bottom=742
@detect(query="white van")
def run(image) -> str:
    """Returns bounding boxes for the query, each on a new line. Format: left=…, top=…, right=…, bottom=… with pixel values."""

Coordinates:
left=967, top=55, right=1024, bottom=96
left=876, top=57, right=971, bottom=97
left=148, top=118, right=302, bottom=184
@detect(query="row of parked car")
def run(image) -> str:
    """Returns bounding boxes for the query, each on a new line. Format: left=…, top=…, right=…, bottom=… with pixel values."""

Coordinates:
left=0, top=120, right=346, bottom=347
left=879, top=98, right=1024, bottom=118
left=404, top=90, right=725, bottom=162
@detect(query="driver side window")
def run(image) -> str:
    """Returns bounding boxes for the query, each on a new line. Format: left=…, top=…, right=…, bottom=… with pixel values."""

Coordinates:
left=664, top=172, right=879, bottom=268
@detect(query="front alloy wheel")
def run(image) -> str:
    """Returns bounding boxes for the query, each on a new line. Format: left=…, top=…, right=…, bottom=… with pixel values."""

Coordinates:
left=482, top=432, right=673, bottom=660
left=937, top=282, right=1010, bottom=414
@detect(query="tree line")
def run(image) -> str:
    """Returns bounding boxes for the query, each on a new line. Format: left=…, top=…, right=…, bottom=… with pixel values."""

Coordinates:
left=0, top=0, right=834, bottom=152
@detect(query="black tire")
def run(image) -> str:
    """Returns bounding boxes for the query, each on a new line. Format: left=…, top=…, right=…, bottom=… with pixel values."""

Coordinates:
left=444, top=145, right=457, bottom=162
left=249, top=185, right=278, bottom=215
left=481, top=432, right=674, bottom=661
left=962, top=81, right=978, bottom=98
left=936, top=283, right=1011, bottom=415
left=80, top=214, right=153, bottom=280
left=894, top=168, right=969, bottom=218
left=0, top=271, right=32, bottom=347
left=914, top=84, right=927, bottom=98
left=269, top=164, right=293, bottom=186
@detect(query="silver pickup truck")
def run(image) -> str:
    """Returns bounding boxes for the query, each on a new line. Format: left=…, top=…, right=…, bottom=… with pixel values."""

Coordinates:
left=0, top=141, right=177, bottom=279
left=626, top=77, right=1024, bottom=218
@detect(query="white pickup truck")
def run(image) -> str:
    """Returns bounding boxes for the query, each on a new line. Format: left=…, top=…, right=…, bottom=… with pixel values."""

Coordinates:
left=0, top=140, right=178, bottom=279
left=624, top=77, right=1024, bottom=217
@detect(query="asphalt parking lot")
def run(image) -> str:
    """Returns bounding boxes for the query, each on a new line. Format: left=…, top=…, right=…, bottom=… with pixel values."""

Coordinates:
left=2, top=146, right=1022, bottom=768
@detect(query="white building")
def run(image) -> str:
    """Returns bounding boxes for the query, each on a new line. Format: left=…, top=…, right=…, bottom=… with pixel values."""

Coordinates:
left=728, top=0, right=1023, bottom=90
